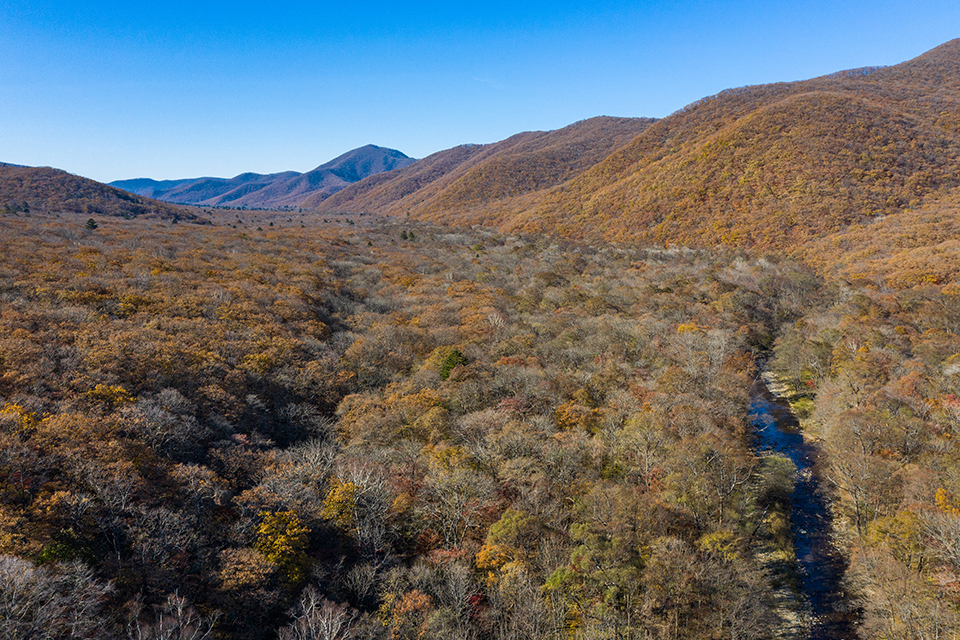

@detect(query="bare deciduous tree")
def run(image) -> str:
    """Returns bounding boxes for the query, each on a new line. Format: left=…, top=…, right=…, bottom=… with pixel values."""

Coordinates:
left=278, top=586, right=356, bottom=640
left=0, top=555, right=113, bottom=640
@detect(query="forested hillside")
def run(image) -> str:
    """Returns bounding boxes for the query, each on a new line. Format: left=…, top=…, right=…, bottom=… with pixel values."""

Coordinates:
left=320, top=41, right=960, bottom=253
left=795, top=185, right=960, bottom=287
left=0, top=164, right=201, bottom=221
left=313, top=117, right=654, bottom=216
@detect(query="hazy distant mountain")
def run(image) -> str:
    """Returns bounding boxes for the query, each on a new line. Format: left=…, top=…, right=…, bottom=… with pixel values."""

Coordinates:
left=113, top=171, right=302, bottom=207
left=318, top=40, right=960, bottom=252
left=104, top=177, right=198, bottom=198
left=111, top=145, right=416, bottom=208
left=0, top=164, right=202, bottom=221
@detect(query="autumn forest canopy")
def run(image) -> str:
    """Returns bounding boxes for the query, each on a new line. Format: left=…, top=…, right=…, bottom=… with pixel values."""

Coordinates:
left=1, top=40, right=960, bottom=640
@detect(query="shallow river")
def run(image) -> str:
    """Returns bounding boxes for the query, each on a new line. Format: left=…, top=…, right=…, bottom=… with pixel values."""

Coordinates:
left=749, top=379, right=859, bottom=639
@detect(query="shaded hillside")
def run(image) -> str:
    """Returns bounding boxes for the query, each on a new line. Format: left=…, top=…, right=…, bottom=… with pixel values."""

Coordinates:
left=237, top=145, right=416, bottom=208
left=106, top=177, right=201, bottom=198
left=320, top=41, right=960, bottom=253
left=300, top=143, right=489, bottom=210
left=112, top=145, right=415, bottom=208
left=1, top=164, right=202, bottom=221
left=312, top=116, right=655, bottom=214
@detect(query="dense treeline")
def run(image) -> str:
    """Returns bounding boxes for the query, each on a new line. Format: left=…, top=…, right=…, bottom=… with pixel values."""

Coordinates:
left=0, top=211, right=820, bottom=639
left=797, top=185, right=960, bottom=288
left=3, top=40, right=959, bottom=640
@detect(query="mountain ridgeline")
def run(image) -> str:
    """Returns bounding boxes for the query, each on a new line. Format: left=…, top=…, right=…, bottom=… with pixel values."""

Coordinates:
left=310, top=116, right=656, bottom=214
left=319, top=40, right=960, bottom=254
left=110, top=145, right=416, bottom=208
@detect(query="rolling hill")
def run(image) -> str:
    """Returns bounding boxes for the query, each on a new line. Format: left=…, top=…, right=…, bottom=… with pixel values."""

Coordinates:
left=318, top=41, right=960, bottom=255
left=0, top=163, right=203, bottom=221
left=111, top=145, right=415, bottom=208
left=312, top=116, right=655, bottom=215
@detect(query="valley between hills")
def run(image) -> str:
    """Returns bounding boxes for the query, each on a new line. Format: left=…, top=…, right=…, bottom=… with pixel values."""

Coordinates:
left=1, top=41, right=960, bottom=640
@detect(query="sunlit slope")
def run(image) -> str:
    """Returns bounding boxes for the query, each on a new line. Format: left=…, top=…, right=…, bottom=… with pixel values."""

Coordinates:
left=509, top=40, right=960, bottom=248
left=314, top=116, right=655, bottom=216
left=320, top=41, right=960, bottom=254
left=1, top=163, right=203, bottom=221
left=514, top=90, right=960, bottom=247
left=796, top=185, right=960, bottom=288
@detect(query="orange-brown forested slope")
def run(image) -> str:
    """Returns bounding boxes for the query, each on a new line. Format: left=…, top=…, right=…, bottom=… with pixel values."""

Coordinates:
left=502, top=40, right=960, bottom=248
left=796, top=185, right=960, bottom=288
left=319, top=41, right=960, bottom=253
left=0, top=164, right=203, bottom=221
left=518, top=90, right=960, bottom=247
left=313, top=116, right=654, bottom=217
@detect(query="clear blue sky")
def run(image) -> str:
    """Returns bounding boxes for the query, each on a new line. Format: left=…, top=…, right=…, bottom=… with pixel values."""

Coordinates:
left=2, top=1, right=958, bottom=182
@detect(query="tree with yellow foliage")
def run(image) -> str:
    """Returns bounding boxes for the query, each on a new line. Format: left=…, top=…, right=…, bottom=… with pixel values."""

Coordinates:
left=255, top=510, right=310, bottom=586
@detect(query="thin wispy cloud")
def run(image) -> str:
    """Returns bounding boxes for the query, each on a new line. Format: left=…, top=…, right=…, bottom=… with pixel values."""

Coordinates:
left=472, top=76, right=504, bottom=90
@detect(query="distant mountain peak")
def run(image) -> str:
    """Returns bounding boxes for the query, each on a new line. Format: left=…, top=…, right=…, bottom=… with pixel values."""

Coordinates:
left=110, top=145, right=416, bottom=208
left=313, top=145, right=411, bottom=169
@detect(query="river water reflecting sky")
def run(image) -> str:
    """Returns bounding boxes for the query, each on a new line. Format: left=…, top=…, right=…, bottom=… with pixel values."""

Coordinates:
left=750, top=383, right=859, bottom=639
